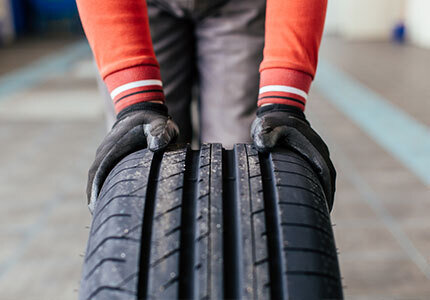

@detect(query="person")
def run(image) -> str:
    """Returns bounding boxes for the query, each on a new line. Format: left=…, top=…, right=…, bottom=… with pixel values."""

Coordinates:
left=76, top=0, right=336, bottom=211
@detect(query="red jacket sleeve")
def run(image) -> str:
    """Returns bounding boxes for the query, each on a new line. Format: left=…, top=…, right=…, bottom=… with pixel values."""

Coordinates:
left=76, top=0, right=164, bottom=113
left=259, top=0, right=327, bottom=110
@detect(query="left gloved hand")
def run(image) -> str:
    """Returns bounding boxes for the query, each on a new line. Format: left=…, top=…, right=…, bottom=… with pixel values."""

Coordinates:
left=87, top=102, right=178, bottom=212
left=251, top=104, right=336, bottom=210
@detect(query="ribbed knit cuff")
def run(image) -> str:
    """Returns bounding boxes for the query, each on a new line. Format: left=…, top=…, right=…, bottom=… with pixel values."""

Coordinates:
left=104, top=65, right=165, bottom=114
left=258, top=68, right=312, bottom=111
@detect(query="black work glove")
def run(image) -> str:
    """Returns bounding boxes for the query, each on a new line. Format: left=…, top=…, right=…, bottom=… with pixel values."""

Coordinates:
left=87, top=102, right=179, bottom=212
left=251, top=104, right=336, bottom=211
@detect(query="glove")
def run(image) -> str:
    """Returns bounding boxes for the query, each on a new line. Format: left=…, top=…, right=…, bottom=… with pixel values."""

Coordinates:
left=87, top=102, right=179, bottom=211
left=251, top=104, right=336, bottom=211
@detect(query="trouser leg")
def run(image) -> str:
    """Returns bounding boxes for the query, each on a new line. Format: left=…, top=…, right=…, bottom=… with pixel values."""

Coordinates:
left=147, top=1, right=195, bottom=143
left=195, top=0, right=266, bottom=147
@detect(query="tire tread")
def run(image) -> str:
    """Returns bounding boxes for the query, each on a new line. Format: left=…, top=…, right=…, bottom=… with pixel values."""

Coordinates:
left=79, top=144, right=343, bottom=300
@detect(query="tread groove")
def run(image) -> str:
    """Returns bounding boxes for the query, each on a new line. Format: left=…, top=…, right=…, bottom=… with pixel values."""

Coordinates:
left=154, top=204, right=182, bottom=221
left=285, top=271, right=341, bottom=281
left=84, top=258, right=126, bottom=280
left=251, top=208, right=265, bottom=215
left=150, top=248, right=180, bottom=267
left=93, top=192, right=145, bottom=222
left=85, top=236, right=139, bottom=262
left=169, top=186, right=184, bottom=193
left=86, top=286, right=135, bottom=300
left=244, top=146, right=258, bottom=299
left=91, top=214, right=132, bottom=235
left=283, top=247, right=337, bottom=260
left=222, top=149, right=242, bottom=299
left=137, top=151, right=163, bottom=299
left=179, top=148, right=201, bottom=299
left=273, top=170, right=321, bottom=188
left=259, top=152, right=287, bottom=300
left=254, top=258, right=269, bottom=266
left=162, top=276, right=179, bottom=290
left=158, top=170, right=185, bottom=182
left=199, top=192, right=209, bottom=199
left=104, top=165, right=146, bottom=187
left=278, top=201, right=329, bottom=221
left=98, top=179, right=138, bottom=201
left=271, top=158, right=314, bottom=174
left=280, top=222, right=333, bottom=238
left=86, top=272, right=139, bottom=300
left=197, top=232, right=210, bottom=242
left=112, top=156, right=142, bottom=169
left=275, top=184, right=325, bottom=201
left=165, top=225, right=182, bottom=237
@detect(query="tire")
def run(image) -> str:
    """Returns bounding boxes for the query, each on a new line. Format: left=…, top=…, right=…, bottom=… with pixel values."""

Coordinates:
left=79, top=143, right=343, bottom=300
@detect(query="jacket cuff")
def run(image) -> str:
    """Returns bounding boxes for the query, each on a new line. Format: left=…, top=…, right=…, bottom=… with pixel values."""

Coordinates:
left=258, top=68, right=312, bottom=111
left=104, top=65, right=165, bottom=114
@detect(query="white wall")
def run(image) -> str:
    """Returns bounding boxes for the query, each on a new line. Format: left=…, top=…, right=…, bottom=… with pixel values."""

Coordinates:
left=406, top=0, right=430, bottom=48
left=324, top=0, right=341, bottom=35
left=324, top=0, right=405, bottom=40
left=324, top=0, right=430, bottom=49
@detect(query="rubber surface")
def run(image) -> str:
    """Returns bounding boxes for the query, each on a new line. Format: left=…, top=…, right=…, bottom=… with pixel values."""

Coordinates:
left=79, top=143, right=343, bottom=299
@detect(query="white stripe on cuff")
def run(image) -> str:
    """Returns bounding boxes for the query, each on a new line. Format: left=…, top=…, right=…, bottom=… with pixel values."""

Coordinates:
left=110, top=80, right=163, bottom=99
left=259, top=85, right=308, bottom=100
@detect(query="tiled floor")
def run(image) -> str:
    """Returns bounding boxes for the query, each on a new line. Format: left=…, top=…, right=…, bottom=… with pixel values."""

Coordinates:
left=0, top=36, right=429, bottom=299
left=310, top=36, right=430, bottom=299
left=0, top=38, right=104, bottom=299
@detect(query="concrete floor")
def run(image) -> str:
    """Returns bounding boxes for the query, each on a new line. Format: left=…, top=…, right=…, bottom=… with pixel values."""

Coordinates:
left=0, top=36, right=429, bottom=299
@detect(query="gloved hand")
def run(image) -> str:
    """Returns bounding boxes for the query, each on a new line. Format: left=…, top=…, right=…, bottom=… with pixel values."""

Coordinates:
left=251, top=104, right=336, bottom=210
left=87, top=102, right=179, bottom=211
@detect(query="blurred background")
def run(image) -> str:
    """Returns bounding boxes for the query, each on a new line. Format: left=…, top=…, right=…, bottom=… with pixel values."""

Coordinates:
left=0, top=0, right=429, bottom=299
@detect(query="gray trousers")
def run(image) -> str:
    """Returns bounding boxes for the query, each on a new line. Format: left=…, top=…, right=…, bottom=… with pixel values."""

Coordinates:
left=101, top=0, right=266, bottom=147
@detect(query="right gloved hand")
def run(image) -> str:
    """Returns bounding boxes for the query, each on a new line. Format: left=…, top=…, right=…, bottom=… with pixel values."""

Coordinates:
left=87, top=102, right=179, bottom=212
left=251, top=104, right=336, bottom=210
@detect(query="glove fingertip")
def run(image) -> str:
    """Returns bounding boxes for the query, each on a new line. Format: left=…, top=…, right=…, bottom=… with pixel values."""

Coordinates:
left=253, top=136, right=275, bottom=153
left=147, top=135, right=170, bottom=152
left=253, top=142, right=270, bottom=153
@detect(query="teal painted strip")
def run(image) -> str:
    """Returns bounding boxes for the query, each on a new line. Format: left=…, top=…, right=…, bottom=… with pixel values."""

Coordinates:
left=314, top=60, right=430, bottom=185
left=0, top=41, right=90, bottom=101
